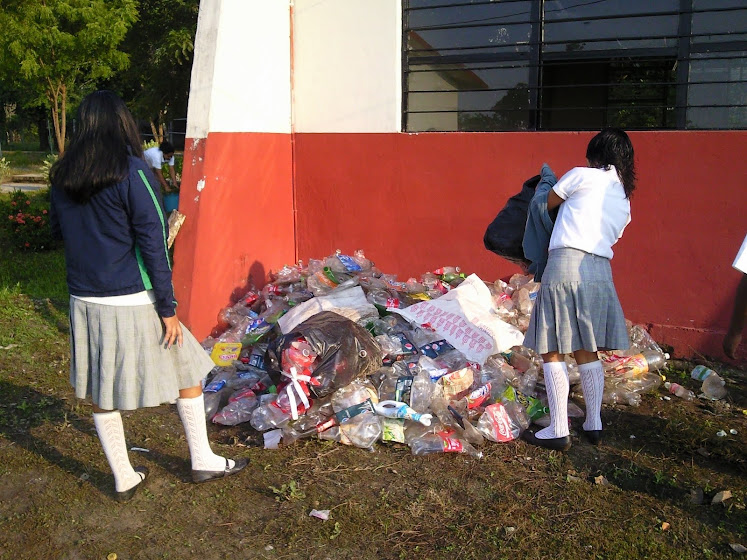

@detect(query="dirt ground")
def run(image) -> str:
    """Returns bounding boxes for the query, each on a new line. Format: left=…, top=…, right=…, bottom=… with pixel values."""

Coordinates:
left=0, top=293, right=746, bottom=560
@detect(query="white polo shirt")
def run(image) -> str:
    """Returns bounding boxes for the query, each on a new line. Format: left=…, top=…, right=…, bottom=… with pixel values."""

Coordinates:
left=143, top=146, right=175, bottom=170
left=733, top=235, right=747, bottom=274
left=549, top=166, right=631, bottom=259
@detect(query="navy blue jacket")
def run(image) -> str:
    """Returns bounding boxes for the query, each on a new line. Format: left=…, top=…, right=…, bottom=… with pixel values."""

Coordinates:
left=50, top=156, right=176, bottom=317
left=522, top=164, right=558, bottom=281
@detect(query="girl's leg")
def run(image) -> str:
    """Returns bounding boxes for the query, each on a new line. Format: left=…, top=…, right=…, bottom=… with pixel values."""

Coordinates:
left=536, top=351, right=570, bottom=439
left=176, top=385, right=237, bottom=473
left=92, top=404, right=145, bottom=493
left=574, top=349, right=604, bottom=433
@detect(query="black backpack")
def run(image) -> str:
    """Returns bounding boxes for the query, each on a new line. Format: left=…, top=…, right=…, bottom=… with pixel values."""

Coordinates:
left=483, top=174, right=540, bottom=267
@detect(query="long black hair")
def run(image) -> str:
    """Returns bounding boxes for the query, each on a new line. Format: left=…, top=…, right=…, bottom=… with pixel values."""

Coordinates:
left=586, top=127, right=636, bottom=198
left=49, top=90, right=143, bottom=204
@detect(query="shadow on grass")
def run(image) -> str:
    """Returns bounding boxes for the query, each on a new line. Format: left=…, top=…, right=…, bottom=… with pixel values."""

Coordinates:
left=0, top=380, right=195, bottom=499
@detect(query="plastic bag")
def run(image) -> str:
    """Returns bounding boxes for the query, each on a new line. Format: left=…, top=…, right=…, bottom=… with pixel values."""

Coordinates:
left=266, top=311, right=382, bottom=398
left=483, top=174, right=539, bottom=267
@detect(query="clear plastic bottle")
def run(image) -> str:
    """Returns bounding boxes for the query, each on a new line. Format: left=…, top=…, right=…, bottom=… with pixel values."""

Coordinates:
left=691, top=365, right=727, bottom=400
left=606, top=349, right=670, bottom=377
left=409, top=369, right=434, bottom=413
left=664, top=381, right=695, bottom=401
left=409, top=431, right=482, bottom=458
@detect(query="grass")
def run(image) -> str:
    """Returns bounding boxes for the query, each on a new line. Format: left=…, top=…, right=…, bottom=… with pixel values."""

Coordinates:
left=0, top=150, right=51, bottom=178
left=0, top=233, right=745, bottom=559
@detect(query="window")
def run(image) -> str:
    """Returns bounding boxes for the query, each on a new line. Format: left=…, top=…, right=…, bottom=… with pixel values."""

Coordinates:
left=404, top=0, right=747, bottom=131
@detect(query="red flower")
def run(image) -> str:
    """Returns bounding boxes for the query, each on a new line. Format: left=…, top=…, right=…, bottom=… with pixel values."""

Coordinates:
left=7, top=215, right=12, bottom=220
left=24, top=242, right=30, bottom=247
left=25, top=200, right=30, bottom=205
left=42, top=209, right=48, bottom=215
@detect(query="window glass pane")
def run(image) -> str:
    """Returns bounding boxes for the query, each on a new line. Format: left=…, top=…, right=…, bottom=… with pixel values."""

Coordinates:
left=543, top=0, right=679, bottom=53
left=407, top=2, right=532, bottom=57
left=687, top=51, right=747, bottom=128
left=407, top=63, right=531, bottom=131
left=691, top=1, right=747, bottom=44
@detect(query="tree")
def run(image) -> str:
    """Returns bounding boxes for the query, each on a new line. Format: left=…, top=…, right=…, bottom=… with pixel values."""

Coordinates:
left=0, top=0, right=137, bottom=153
left=111, top=0, right=199, bottom=145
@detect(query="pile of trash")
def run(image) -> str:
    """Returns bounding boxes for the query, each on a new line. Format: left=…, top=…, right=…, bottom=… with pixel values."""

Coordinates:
left=198, top=250, right=726, bottom=456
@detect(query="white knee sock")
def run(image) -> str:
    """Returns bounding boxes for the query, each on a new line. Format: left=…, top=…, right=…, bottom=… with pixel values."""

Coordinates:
left=578, top=360, right=604, bottom=431
left=177, top=395, right=234, bottom=472
left=93, top=411, right=144, bottom=493
left=536, top=361, right=570, bottom=439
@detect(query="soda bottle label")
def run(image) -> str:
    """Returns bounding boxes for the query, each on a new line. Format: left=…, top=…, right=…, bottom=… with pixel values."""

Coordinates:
left=691, top=365, right=712, bottom=381
left=385, top=297, right=400, bottom=308
left=334, top=399, right=375, bottom=424
left=466, top=382, right=492, bottom=409
left=204, top=379, right=226, bottom=393
left=248, top=352, right=266, bottom=370
left=337, top=254, right=362, bottom=272
left=437, top=431, right=464, bottom=453
left=482, top=403, right=516, bottom=442
left=210, top=342, right=242, bottom=366
left=603, top=353, right=649, bottom=376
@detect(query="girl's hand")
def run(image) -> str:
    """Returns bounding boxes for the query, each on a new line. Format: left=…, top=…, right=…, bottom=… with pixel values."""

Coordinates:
left=161, top=314, right=183, bottom=349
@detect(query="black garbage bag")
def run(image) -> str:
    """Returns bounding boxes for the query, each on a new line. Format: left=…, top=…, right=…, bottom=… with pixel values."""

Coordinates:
left=483, top=174, right=539, bottom=268
left=266, top=311, right=382, bottom=399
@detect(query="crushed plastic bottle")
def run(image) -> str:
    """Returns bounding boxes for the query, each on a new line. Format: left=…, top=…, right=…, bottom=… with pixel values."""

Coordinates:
left=409, top=429, right=483, bottom=458
left=691, top=365, right=727, bottom=400
left=604, top=349, right=670, bottom=377
left=664, top=381, right=695, bottom=401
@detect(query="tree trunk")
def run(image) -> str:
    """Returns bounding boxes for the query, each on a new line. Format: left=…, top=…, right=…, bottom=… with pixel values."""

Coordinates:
left=48, top=81, right=65, bottom=155
left=150, top=120, right=161, bottom=144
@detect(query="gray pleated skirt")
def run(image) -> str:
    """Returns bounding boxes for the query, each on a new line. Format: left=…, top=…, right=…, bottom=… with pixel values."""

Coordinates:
left=68, top=297, right=215, bottom=410
left=523, top=247, right=630, bottom=355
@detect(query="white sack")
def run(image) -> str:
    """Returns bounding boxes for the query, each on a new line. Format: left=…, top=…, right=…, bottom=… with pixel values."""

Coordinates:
left=278, top=284, right=378, bottom=334
left=391, top=274, right=524, bottom=364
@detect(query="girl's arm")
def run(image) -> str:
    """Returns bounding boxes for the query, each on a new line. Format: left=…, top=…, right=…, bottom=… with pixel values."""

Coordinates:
left=547, top=188, right=564, bottom=212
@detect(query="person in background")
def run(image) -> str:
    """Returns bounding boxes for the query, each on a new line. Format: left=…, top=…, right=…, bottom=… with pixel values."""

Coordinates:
left=724, top=234, right=747, bottom=360
left=49, top=90, right=247, bottom=502
left=522, top=128, right=636, bottom=451
left=144, top=140, right=179, bottom=193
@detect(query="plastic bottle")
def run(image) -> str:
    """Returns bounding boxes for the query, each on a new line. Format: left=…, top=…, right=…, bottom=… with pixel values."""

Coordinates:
left=691, top=365, right=727, bottom=400
left=429, top=396, right=484, bottom=447
left=409, top=430, right=483, bottom=459
left=409, top=369, right=434, bottom=413
left=373, top=400, right=433, bottom=426
left=501, top=347, right=533, bottom=373
left=606, top=349, right=670, bottom=377
left=664, top=382, right=695, bottom=401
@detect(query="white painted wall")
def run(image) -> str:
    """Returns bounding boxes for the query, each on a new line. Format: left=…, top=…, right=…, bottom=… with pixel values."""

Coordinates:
left=187, top=0, right=292, bottom=137
left=292, top=0, right=402, bottom=133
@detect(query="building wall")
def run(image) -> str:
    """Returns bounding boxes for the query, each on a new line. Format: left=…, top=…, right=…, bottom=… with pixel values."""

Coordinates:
left=292, top=130, right=747, bottom=360
left=175, top=0, right=747, bottom=362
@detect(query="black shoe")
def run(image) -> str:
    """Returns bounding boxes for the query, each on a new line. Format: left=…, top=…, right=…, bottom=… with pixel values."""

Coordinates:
left=582, top=429, right=603, bottom=446
left=522, top=429, right=572, bottom=451
left=115, top=466, right=148, bottom=503
left=192, top=457, right=248, bottom=484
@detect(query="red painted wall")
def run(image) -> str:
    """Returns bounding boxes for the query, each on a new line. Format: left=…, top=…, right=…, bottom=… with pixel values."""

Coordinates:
left=173, top=132, right=296, bottom=339
left=294, top=131, right=747, bottom=361
left=173, top=129, right=746, bottom=361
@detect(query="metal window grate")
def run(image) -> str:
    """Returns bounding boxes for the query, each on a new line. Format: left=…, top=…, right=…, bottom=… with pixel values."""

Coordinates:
left=403, top=0, right=747, bottom=131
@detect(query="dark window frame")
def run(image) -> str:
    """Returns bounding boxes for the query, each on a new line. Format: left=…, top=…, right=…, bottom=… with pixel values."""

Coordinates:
left=403, top=0, right=747, bottom=131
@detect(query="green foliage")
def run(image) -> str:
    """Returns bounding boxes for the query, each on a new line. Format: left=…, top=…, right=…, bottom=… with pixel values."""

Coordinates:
left=114, top=0, right=199, bottom=133
left=0, top=189, right=58, bottom=251
left=0, top=158, right=10, bottom=181
left=269, top=480, right=306, bottom=502
left=0, top=0, right=138, bottom=150
left=40, top=154, right=58, bottom=186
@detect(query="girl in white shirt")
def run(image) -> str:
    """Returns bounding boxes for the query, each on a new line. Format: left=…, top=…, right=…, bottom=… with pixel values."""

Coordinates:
left=523, top=128, right=636, bottom=451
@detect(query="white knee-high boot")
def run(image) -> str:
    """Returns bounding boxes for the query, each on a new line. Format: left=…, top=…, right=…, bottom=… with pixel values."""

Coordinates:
left=578, top=360, right=605, bottom=431
left=536, top=361, right=570, bottom=439
left=93, top=411, right=144, bottom=493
